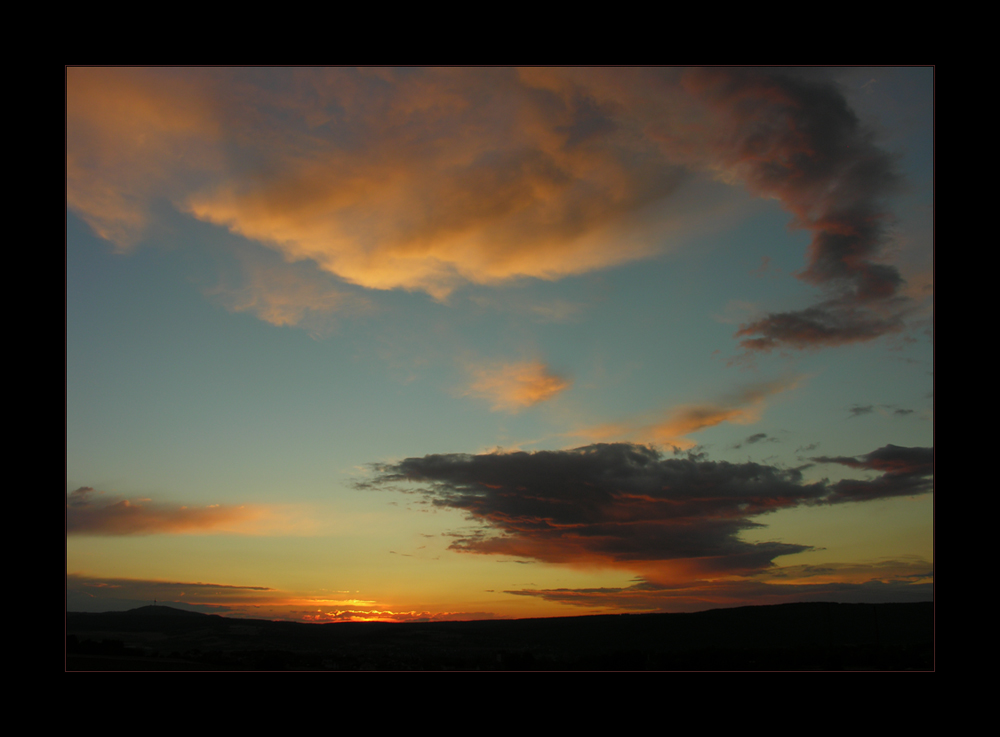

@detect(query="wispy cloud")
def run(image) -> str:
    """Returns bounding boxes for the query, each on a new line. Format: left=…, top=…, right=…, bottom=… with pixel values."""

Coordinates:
left=506, top=558, right=933, bottom=611
left=206, top=247, right=374, bottom=336
left=578, top=377, right=801, bottom=449
left=461, top=360, right=572, bottom=412
left=466, top=293, right=587, bottom=324
left=66, top=487, right=314, bottom=536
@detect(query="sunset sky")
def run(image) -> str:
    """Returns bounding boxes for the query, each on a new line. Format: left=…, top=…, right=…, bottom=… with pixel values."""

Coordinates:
left=66, top=67, right=933, bottom=622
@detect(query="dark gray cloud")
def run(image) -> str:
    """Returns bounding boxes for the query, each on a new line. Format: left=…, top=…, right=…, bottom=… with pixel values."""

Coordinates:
left=810, top=444, right=933, bottom=504
left=361, top=442, right=932, bottom=577
left=507, top=571, right=933, bottom=611
left=849, top=404, right=875, bottom=417
left=502, top=554, right=933, bottom=610
left=736, top=299, right=906, bottom=353
left=811, top=444, right=932, bottom=476
left=733, top=432, right=777, bottom=449
left=682, top=69, right=911, bottom=352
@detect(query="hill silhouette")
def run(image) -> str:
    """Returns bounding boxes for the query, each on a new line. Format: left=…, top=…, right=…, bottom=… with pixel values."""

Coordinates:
left=66, top=601, right=933, bottom=671
left=124, top=605, right=207, bottom=617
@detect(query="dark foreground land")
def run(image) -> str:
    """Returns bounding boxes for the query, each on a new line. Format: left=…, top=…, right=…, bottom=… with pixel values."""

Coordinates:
left=67, top=601, right=933, bottom=670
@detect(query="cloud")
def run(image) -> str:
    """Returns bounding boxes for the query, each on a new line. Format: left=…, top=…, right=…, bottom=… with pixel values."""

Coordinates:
left=579, top=377, right=800, bottom=448
left=648, top=404, right=758, bottom=446
left=466, top=293, right=586, bottom=324
left=506, top=558, right=933, bottom=611
left=179, top=67, right=688, bottom=300
left=206, top=247, right=373, bottom=336
left=293, top=608, right=502, bottom=623
left=68, top=67, right=914, bottom=349
left=849, top=404, right=875, bottom=417
left=664, top=69, right=908, bottom=351
left=814, top=444, right=934, bottom=477
left=69, top=573, right=272, bottom=594
left=67, top=573, right=280, bottom=615
left=549, top=67, right=912, bottom=352
left=810, top=445, right=934, bottom=504
left=66, top=574, right=499, bottom=622
left=461, top=360, right=572, bottom=412
left=735, top=298, right=906, bottom=353
left=360, top=442, right=932, bottom=583
left=67, top=486, right=269, bottom=535
left=66, top=67, right=221, bottom=248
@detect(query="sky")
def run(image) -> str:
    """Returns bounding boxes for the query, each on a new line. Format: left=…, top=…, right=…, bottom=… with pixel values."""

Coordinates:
left=66, top=67, right=933, bottom=622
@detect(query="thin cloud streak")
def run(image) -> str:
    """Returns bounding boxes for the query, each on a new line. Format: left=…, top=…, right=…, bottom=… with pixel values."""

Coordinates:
left=507, top=559, right=933, bottom=611
left=577, top=377, right=801, bottom=448
left=66, top=486, right=315, bottom=536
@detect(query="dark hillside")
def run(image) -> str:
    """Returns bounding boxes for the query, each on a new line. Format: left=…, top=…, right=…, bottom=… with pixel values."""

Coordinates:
left=67, top=601, right=933, bottom=671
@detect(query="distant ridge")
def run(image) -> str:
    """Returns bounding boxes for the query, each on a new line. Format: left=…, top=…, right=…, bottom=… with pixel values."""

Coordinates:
left=124, top=605, right=207, bottom=617
left=68, top=601, right=933, bottom=670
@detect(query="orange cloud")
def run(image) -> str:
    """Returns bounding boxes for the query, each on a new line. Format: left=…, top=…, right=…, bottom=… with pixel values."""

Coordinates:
left=578, top=377, right=801, bottom=448
left=67, top=67, right=221, bottom=248
left=757, top=557, right=933, bottom=587
left=462, top=360, right=572, bottom=412
left=647, top=404, right=758, bottom=448
left=66, top=486, right=314, bottom=536
left=68, top=68, right=915, bottom=350
left=67, top=68, right=693, bottom=300
left=206, top=248, right=373, bottom=336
